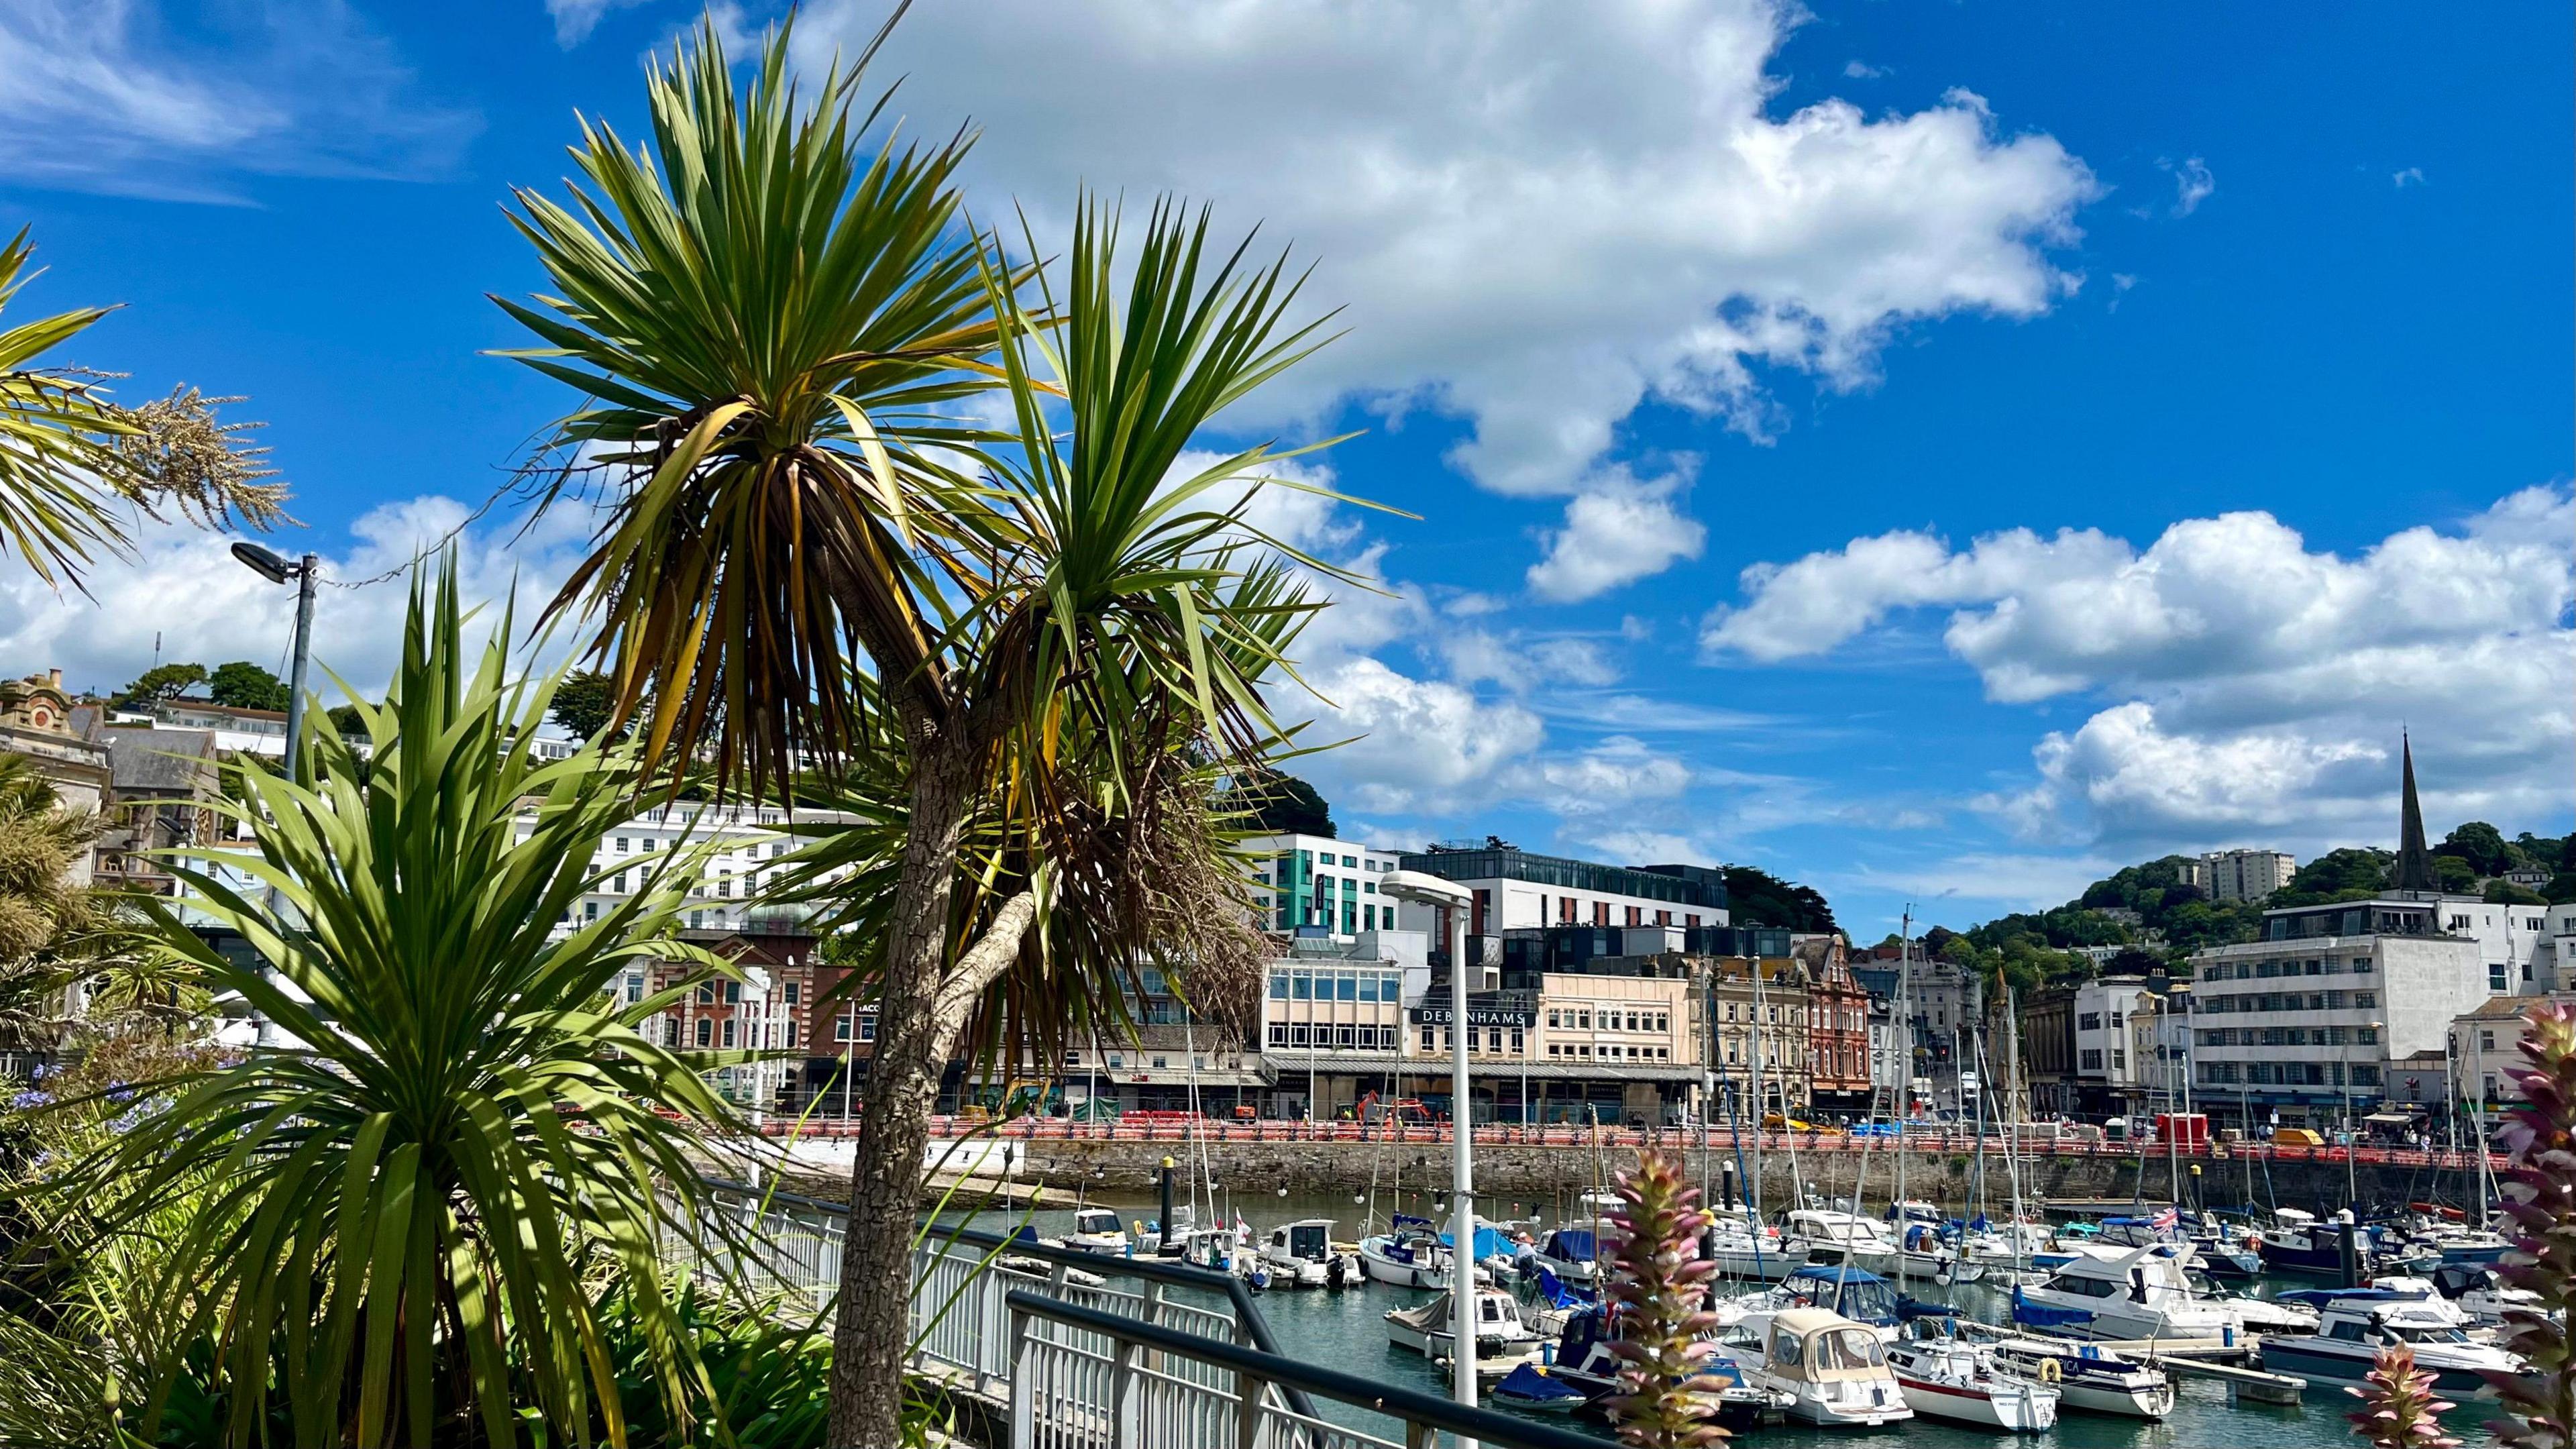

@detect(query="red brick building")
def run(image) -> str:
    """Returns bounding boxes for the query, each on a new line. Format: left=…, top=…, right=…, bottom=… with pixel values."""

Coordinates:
left=1798, top=932, right=1874, bottom=1111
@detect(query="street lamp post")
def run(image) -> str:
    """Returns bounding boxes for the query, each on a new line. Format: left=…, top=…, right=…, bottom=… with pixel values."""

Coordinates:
left=229, top=543, right=318, bottom=1052
left=1382, top=869, right=1479, bottom=1437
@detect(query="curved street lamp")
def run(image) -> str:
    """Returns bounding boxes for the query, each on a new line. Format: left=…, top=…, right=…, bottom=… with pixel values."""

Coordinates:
left=1379, top=869, right=1479, bottom=1436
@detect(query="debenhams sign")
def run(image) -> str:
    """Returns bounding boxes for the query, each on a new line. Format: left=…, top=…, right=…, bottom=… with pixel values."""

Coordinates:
left=1412, top=1004, right=1536, bottom=1028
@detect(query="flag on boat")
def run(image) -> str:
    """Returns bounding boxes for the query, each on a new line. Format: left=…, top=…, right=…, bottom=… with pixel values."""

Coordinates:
left=2151, top=1206, right=2178, bottom=1230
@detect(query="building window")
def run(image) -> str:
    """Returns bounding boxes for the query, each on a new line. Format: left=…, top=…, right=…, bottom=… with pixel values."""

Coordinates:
left=1271, top=974, right=1288, bottom=1000
left=2080, top=1049, right=2103, bottom=1071
left=695, top=1019, right=712, bottom=1047
left=859, top=1013, right=876, bottom=1042
left=1269, top=1023, right=1287, bottom=1046
left=1420, top=1026, right=1435, bottom=1051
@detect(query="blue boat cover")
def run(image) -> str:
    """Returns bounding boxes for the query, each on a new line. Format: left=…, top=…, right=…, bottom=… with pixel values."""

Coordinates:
left=2275, top=1287, right=2414, bottom=1308
left=2010, top=1286, right=2095, bottom=1329
left=1545, top=1228, right=1599, bottom=1263
left=1009, top=1225, right=1044, bottom=1246
left=1440, top=1225, right=1512, bottom=1260
left=1393, top=1213, right=1433, bottom=1230
left=1495, top=1363, right=1586, bottom=1405
left=1535, top=1266, right=1597, bottom=1307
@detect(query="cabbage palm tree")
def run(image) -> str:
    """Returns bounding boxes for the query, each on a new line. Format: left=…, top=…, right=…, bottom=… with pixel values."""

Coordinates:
left=68, top=560, right=746, bottom=1447
left=499, top=17, right=1355, bottom=1444
left=0, top=231, right=288, bottom=588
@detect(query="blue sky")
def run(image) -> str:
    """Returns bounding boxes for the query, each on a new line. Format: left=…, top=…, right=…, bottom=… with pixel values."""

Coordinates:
left=1, top=1, right=2567, bottom=938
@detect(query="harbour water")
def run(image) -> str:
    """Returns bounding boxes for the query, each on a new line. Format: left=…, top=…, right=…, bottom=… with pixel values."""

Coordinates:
left=963, top=1190, right=2508, bottom=1448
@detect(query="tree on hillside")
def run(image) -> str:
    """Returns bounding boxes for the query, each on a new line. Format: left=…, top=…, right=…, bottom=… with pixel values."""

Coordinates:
left=1229, top=765, right=1334, bottom=838
left=2434, top=855, right=2479, bottom=894
left=546, top=667, right=627, bottom=743
left=2436, top=820, right=2514, bottom=877
left=115, top=662, right=203, bottom=705
left=205, top=659, right=288, bottom=712
left=1721, top=865, right=1835, bottom=932
left=2487, top=880, right=2548, bottom=906
left=2280, top=847, right=2391, bottom=902
left=1923, top=924, right=1958, bottom=959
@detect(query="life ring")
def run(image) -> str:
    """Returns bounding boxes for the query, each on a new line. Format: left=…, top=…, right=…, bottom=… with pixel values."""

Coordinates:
left=2037, top=1358, right=2063, bottom=1384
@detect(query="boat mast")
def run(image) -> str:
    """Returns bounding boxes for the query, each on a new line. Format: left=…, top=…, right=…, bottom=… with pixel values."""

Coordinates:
left=2002, top=985, right=2029, bottom=1283
left=1894, top=906, right=1913, bottom=1295
left=1751, top=954, right=1768, bottom=1223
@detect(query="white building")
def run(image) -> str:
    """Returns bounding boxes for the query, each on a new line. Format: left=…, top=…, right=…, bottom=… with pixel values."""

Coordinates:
left=1243, top=833, right=1409, bottom=938
left=2200, top=849, right=2296, bottom=903
left=2072, top=976, right=2153, bottom=1094
left=2188, top=896, right=2493, bottom=1128
left=1389, top=845, right=1729, bottom=940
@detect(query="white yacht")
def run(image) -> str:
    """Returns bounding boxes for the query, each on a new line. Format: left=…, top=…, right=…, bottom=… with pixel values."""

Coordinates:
left=1260, top=1219, right=1346, bottom=1288
left=1384, top=1286, right=1547, bottom=1360
left=2261, top=1291, right=2526, bottom=1396
left=1785, top=1209, right=1898, bottom=1274
left=1181, top=1224, right=1267, bottom=1289
left=1886, top=1330, right=2058, bottom=1432
left=1358, top=1215, right=1452, bottom=1289
left=2012, top=1242, right=2239, bottom=1341
left=1990, top=1340, right=2176, bottom=1419
left=1728, top=1307, right=1914, bottom=1428
left=1061, top=1206, right=1132, bottom=1256
left=1533, top=1219, right=1610, bottom=1287
left=1705, top=1206, right=1809, bottom=1280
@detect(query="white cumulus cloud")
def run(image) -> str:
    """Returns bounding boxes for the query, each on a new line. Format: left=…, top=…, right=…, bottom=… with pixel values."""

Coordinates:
left=802, top=0, right=2098, bottom=502
left=1705, top=485, right=2576, bottom=847
left=1526, top=468, right=1710, bottom=602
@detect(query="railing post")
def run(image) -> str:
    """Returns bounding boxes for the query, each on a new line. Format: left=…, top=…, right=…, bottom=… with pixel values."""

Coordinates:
left=1008, top=1303, right=1034, bottom=1449
left=1112, top=1335, right=1145, bottom=1449
left=1236, top=1368, right=1270, bottom=1449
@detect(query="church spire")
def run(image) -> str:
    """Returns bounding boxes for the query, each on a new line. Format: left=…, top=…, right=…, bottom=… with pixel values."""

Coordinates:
left=2392, top=731, right=2438, bottom=893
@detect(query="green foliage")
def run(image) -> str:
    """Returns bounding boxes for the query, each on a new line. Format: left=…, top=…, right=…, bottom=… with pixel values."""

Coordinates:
left=549, top=668, right=629, bottom=744
left=2437, top=820, right=2514, bottom=877
left=0, top=231, right=284, bottom=589
left=1602, top=1148, right=1727, bottom=1449
left=2484, top=1001, right=2576, bottom=1445
left=1227, top=765, right=1333, bottom=838
left=59, top=558, right=749, bottom=1447
left=2548, top=875, right=2576, bottom=906
left=117, top=661, right=205, bottom=705
left=204, top=659, right=288, bottom=712
left=2489, top=881, right=2549, bottom=906
left=1719, top=865, right=1834, bottom=932
left=590, top=1285, right=832, bottom=1449
left=324, top=703, right=369, bottom=739
left=2279, top=847, right=2392, bottom=902
left=2434, top=855, right=2480, bottom=894
left=2347, top=1342, right=2461, bottom=1449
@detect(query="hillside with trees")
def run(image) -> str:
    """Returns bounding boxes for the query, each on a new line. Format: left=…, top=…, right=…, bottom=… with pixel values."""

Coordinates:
left=1949, top=820, right=2574, bottom=996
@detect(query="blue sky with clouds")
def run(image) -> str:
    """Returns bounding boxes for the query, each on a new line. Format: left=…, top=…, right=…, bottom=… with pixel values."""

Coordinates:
left=1, top=1, right=2567, bottom=938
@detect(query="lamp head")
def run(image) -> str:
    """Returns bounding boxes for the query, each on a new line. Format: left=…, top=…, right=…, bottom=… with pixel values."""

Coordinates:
left=1380, top=869, right=1473, bottom=908
left=229, top=542, right=298, bottom=585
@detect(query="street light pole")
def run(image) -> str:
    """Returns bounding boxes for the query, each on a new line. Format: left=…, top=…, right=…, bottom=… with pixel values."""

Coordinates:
left=229, top=543, right=319, bottom=1052
left=1382, top=869, right=1479, bottom=1437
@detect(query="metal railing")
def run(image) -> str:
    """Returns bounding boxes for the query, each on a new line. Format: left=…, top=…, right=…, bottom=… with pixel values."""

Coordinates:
left=670, top=1179, right=1326, bottom=1427
left=1008, top=1291, right=1612, bottom=1449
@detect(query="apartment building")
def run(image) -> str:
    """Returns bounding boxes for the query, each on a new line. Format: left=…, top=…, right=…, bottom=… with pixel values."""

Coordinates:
left=2198, top=848, right=2297, bottom=902
left=2071, top=975, right=2153, bottom=1114
left=1255, top=933, right=1428, bottom=1120
left=1245, top=832, right=1409, bottom=937
left=2187, top=896, right=2487, bottom=1128
left=1394, top=844, right=1729, bottom=938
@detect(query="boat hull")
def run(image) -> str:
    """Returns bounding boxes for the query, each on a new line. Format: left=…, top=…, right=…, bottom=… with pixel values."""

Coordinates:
left=1359, top=1242, right=1448, bottom=1289
left=1893, top=1373, right=2057, bottom=1431
left=2261, top=1340, right=2504, bottom=1397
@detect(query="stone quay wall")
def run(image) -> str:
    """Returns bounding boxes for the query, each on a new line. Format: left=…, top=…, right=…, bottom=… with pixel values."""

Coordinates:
left=979, top=1135, right=2460, bottom=1218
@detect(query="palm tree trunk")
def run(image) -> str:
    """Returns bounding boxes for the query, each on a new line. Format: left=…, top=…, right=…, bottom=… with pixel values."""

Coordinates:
left=826, top=727, right=980, bottom=1448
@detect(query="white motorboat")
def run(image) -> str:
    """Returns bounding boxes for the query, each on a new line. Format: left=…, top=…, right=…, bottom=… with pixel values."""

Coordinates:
left=1358, top=1214, right=1452, bottom=1289
left=1728, top=1307, right=1914, bottom=1428
left=1260, top=1218, right=1358, bottom=1289
left=1886, top=1330, right=2057, bottom=1432
left=1890, top=1219, right=1983, bottom=1285
left=1989, top=1340, right=2176, bottom=1419
left=1784, top=1209, right=1898, bottom=1275
left=2421, top=1263, right=2543, bottom=1326
left=2261, top=1291, right=2526, bottom=1396
left=1383, top=1286, right=1546, bottom=1360
left=1182, top=1224, right=1270, bottom=1289
left=2011, top=1242, right=2239, bottom=1341
left=1061, top=1205, right=1132, bottom=1256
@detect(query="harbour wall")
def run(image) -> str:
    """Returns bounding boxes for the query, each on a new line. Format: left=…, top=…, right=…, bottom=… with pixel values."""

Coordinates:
left=918, top=1136, right=2463, bottom=1218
